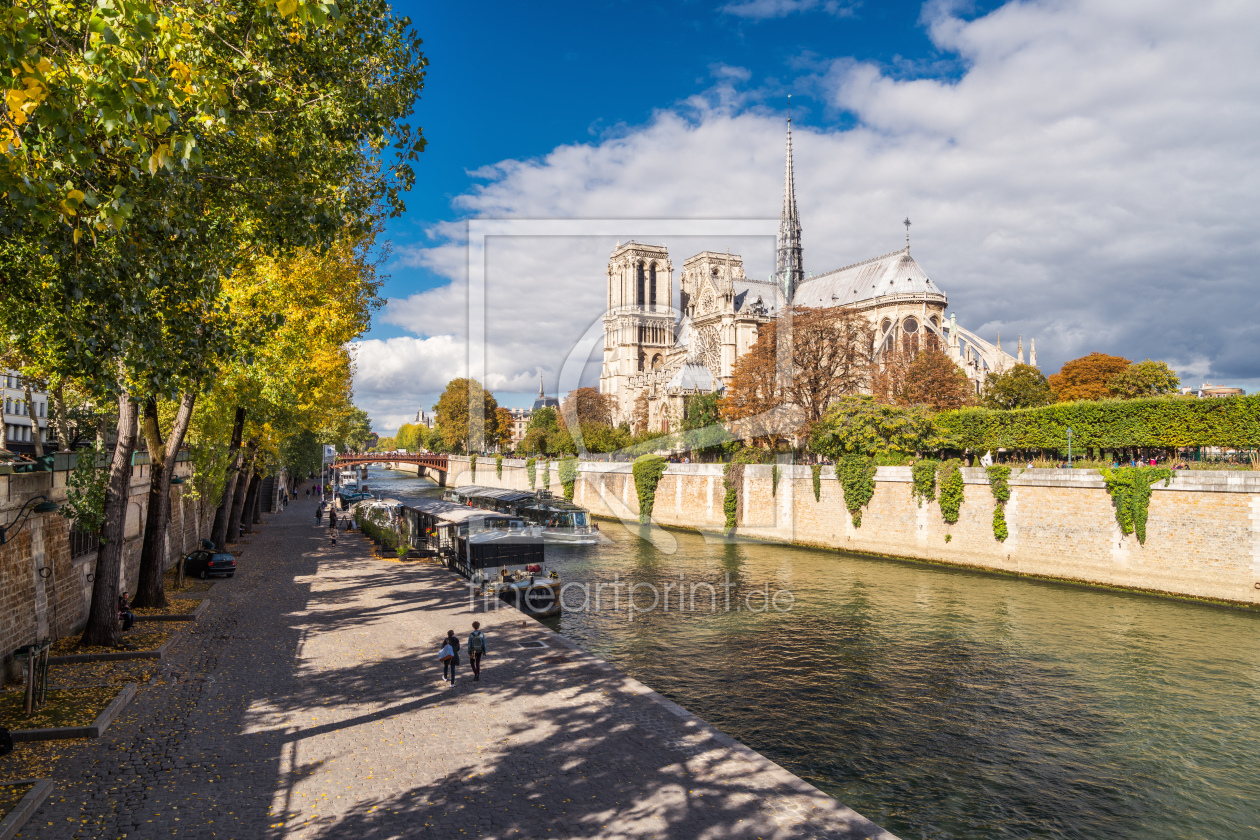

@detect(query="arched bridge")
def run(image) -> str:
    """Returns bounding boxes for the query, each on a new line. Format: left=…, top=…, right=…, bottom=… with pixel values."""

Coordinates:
left=334, top=452, right=450, bottom=474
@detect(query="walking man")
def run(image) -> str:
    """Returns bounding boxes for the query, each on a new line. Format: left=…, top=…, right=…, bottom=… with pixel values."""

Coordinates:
left=315, top=502, right=323, bottom=526
left=468, top=621, right=487, bottom=681
left=441, top=630, right=461, bottom=685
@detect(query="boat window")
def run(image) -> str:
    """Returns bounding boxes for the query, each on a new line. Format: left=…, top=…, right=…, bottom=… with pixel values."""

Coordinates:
left=574, top=512, right=588, bottom=527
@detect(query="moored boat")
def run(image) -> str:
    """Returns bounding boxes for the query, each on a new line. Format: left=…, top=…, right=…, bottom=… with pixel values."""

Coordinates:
left=444, top=485, right=600, bottom=544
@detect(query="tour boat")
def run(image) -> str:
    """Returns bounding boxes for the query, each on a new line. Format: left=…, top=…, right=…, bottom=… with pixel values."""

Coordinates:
left=400, top=497, right=561, bottom=617
left=443, top=485, right=600, bottom=544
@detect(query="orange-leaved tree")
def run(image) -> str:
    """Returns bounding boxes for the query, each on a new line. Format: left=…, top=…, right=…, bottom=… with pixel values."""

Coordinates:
left=1048, top=353, right=1131, bottom=401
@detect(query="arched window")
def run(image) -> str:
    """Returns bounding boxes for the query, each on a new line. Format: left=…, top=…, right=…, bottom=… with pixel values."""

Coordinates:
left=636, top=262, right=646, bottom=307
left=649, top=263, right=657, bottom=310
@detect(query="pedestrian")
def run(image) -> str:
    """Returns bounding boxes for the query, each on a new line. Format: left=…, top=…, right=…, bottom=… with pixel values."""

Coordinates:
left=315, top=503, right=323, bottom=526
left=306, top=488, right=310, bottom=500
left=441, top=629, right=461, bottom=685
left=118, top=591, right=135, bottom=631
left=329, top=526, right=338, bottom=546
left=468, top=621, right=487, bottom=681
left=330, top=509, right=338, bottom=530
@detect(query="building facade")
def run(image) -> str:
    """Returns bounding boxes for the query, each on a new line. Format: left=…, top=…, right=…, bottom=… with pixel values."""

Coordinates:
left=1, top=371, right=50, bottom=455
left=599, top=121, right=1034, bottom=431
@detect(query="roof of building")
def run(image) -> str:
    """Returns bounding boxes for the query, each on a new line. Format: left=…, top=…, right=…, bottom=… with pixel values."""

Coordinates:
left=793, top=247, right=946, bottom=308
left=667, top=358, right=720, bottom=393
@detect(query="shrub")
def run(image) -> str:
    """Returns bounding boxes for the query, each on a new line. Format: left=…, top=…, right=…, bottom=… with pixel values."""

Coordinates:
left=632, top=454, right=669, bottom=524
left=811, top=464, right=822, bottom=502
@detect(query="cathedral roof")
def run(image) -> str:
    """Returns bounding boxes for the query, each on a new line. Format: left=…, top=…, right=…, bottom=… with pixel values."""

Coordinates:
left=792, top=247, right=947, bottom=308
left=666, top=358, right=719, bottom=393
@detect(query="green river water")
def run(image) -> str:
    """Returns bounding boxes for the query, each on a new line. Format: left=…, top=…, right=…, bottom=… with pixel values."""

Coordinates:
left=369, top=468, right=1260, bottom=840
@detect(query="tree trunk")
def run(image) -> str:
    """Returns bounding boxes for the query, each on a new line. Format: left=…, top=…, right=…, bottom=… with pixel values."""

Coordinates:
left=81, top=390, right=140, bottom=648
left=210, top=407, right=246, bottom=549
left=51, top=381, right=72, bottom=451
left=241, top=472, right=261, bottom=534
left=226, top=449, right=255, bottom=544
left=134, top=392, right=196, bottom=609
left=23, top=378, right=44, bottom=457
left=252, top=475, right=265, bottom=524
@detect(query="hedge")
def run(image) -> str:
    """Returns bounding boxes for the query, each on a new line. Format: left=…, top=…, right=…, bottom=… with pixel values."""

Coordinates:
left=935, top=395, right=1260, bottom=450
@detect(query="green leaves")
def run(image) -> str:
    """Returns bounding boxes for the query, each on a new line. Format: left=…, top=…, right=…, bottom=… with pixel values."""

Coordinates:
left=835, top=454, right=876, bottom=528
left=1099, top=467, right=1172, bottom=543
left=632, top=454, right=669, bottom=525
left=810, top=396, right=939, bottom=459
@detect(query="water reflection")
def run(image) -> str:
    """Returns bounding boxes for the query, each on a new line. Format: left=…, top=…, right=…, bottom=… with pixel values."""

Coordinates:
left=362, top=468, right=1260, bottom=840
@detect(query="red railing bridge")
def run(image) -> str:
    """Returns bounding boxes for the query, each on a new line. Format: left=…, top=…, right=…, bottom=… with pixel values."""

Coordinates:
left=334, top=452, right=450, bottom=474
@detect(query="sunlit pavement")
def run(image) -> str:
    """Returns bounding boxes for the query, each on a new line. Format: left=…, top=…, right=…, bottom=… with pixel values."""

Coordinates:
left=21, top=492, right=895, bottom=839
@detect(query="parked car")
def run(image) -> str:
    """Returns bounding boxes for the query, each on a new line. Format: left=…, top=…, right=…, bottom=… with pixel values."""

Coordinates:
left=182, top=550, right=236, bottom=579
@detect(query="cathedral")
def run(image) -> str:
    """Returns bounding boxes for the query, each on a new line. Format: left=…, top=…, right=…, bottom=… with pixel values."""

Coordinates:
left=599, top=119, right=1034, bottom=431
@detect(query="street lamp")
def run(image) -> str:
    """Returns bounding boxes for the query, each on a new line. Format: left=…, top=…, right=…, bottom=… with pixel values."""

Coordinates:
left=1067, top=427, right=1073, bottom=468
left=0, top=495, right=61, bottom=546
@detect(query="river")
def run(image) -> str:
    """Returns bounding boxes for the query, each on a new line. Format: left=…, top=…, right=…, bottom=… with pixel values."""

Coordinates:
left=362, top=466, right=1260, bottom=840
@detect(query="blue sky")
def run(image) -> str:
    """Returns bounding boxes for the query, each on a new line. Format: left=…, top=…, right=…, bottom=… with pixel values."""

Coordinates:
left=373, top=0, right=999, bottom=332
left=353, top=0, right=1260, bottom=430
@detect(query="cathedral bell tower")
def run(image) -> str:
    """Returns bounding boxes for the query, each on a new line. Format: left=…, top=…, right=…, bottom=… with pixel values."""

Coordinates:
left=776, top=107, right=804, bottom=304
left=599, top=241, right=675, bottom=422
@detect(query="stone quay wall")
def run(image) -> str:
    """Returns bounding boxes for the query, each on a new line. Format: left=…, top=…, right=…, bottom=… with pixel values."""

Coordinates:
left=0, top=459, right=214, bottom=670
left=426, top=455, right=1260, bottom=608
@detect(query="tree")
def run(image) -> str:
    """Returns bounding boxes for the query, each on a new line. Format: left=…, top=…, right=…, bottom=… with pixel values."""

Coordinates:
left=434, top=379, right=498, bottom=453
left=809, top=396, right=940, bottom=459
left=1108, top=360, right=1181, bottom=398
left=493, top=407, right=515, bottom=451
left=721, top=306, right=873, bottom=444
left=980, top=364, right=1055, bottom=410
left=902, top=349, right=976, bottom=411
left=1048, top=353, right=1131, bottom=401
left=560, top=388, right=615, bottom=429
left=519, top=407, right=560, bottom=456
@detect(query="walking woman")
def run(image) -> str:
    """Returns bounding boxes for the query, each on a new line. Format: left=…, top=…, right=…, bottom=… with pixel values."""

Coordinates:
left=441, top=629, right=461, bottom=685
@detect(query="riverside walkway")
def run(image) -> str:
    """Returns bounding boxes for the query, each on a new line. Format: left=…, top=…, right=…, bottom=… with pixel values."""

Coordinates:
left=15, top=494, right=894, bottom=839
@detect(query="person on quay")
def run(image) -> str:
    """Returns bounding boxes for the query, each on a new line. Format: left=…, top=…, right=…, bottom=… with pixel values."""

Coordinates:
left=468, top=621, right=487, bottom=682
left=441, top=629, right=461, bottom=685
left=315, top=502, right=323, bottom=526
left=118, top=591, right=135, bottom=631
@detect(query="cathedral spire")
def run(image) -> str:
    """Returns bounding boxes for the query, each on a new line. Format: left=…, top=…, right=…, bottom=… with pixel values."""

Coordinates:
left=538, top=374, right=545, bottom=400
left=776, top=98, right=803, bottom=304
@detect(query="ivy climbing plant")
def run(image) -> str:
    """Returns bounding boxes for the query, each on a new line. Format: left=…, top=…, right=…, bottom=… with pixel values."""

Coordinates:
left=632, top=454, right=669, bottom=524
left=1099, top=466, right=1172, bottom=543
left=911, top=459, right=938, bottom=507
left=836, top=454, right=876, bottom=527
left=936, top=459, right=965, bottom=524
left=723, top=461, right=742, bottom=534
left=469, top=454, right=477, bottom=479
left=559, top=457, right=579, bottom=501
left=986, top=465, right=1012, bottom=541
left=526, top=457, right=537, bottom=489
left=542, top=460, right=551, bottom=490
left=811, top=464, right=822, bottom=502
left=496, top=454, right=503, bottom=478
left=772, top=464, right=781, bottom=497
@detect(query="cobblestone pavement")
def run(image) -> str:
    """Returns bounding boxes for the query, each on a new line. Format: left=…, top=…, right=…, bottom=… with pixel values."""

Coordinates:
left=13, top=493, right=896, bottom=840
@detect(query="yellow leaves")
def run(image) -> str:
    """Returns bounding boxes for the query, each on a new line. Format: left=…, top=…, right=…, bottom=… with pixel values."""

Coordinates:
left=276, top=0, right=300, bottom=18
left=58, top=189, right=84, bottom=216
left=147, top=143, right=171, bottom=175
left=169, top=60, right=193, bottom=86
left=4, top=73, right=49, bottom=126
left=0, top=126, right=19, bottom=155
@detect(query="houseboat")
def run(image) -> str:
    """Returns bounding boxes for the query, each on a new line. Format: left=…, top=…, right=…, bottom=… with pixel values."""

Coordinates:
left=400, top=497, right=560, bottom=617
left=443, top=485, right=600, bottom=544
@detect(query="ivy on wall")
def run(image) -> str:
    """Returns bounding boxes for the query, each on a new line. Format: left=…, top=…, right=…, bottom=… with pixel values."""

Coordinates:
left=469, top=454, right=477, bottom=479
left=559, top=457, right=579, bottom=501
left=496, top=454, right=503, bottom=478
left=723, top=461, right=743, bottom=534
left=772, top=464, right=781, bottom=497
left=1099, top=466, right=1172, bottom=543
left=836, top=454, right=876, bottom=527
left=986, top=465, right=1012, bottom=541
left=936, top=459, right=964, bottom=524
left=526, top=457, right=536, bottom=489
left=633, top=454, right=669, bottom=524
left=542, top=460, right=550, bottom=490
left=811, top=464, right=822, bottom=502
left=912, top=459, right=938, bottom=507
left=936, top=395, right=1260, bottom=450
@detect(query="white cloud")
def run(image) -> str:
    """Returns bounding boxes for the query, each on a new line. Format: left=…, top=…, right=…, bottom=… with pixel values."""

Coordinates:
left=720, top=0, right=860, bottom=21
left=355, top=0, right=1260, bottom=430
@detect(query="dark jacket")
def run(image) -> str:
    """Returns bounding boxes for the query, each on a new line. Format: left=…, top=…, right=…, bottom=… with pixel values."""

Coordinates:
left=443, top=635, right=460, bottom=664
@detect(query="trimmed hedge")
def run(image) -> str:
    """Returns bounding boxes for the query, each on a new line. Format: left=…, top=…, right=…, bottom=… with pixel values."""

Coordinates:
left=936, top=395, right=1260, bottom=450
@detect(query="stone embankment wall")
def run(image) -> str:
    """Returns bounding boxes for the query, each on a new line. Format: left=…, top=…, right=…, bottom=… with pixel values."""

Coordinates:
left=429, top=455, right=1260, bottom=608
left=0, top=458, right=231, bottom=669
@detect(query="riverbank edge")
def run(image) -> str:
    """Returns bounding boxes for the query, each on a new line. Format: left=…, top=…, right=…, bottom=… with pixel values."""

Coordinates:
left=594, top=513, right=1260, bottom=614
left=517, top=599, right=901, bottom=839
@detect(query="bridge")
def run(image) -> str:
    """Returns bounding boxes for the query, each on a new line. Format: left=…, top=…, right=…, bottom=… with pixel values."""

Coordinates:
left=334, top=452, right=450, bottom=474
